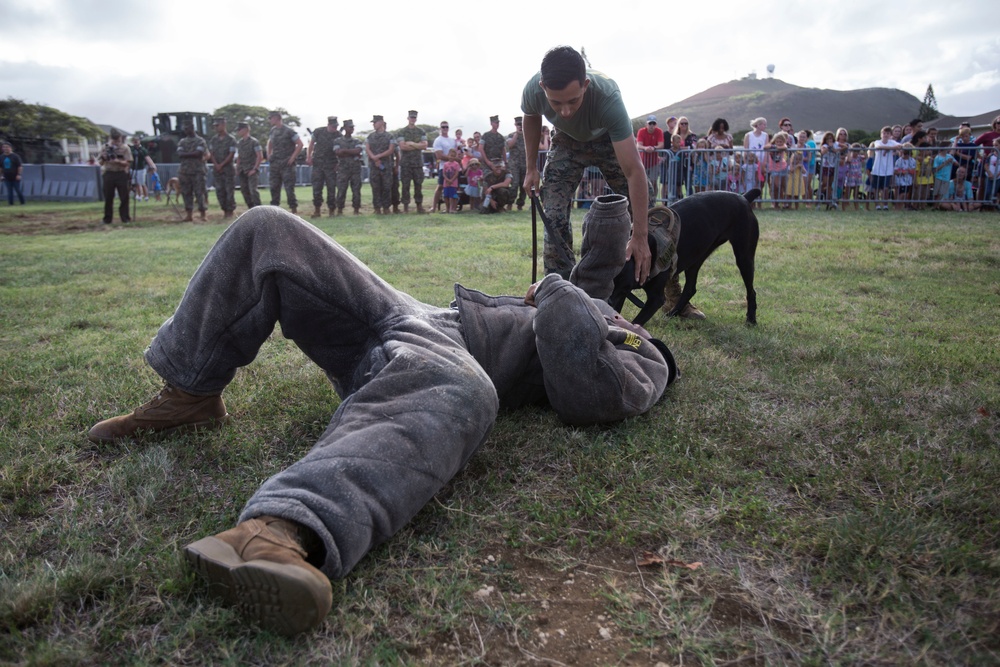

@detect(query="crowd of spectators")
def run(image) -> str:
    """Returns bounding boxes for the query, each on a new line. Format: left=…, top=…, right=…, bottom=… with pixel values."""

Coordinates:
left=633, top=114, right=1000, bottom=211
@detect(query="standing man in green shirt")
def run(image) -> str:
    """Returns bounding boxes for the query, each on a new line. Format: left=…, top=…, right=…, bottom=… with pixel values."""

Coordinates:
left=521, top=46, right=651, bottom=285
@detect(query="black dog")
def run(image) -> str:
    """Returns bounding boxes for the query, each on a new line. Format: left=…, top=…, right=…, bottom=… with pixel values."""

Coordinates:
left=610, top=189, right=760, bottom=326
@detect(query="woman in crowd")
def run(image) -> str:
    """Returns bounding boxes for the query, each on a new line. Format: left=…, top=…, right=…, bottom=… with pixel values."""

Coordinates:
left=705, top=118, right=733, bottom=149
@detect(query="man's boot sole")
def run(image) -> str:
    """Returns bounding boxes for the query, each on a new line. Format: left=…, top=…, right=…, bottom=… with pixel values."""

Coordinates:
left=184, top=536, right=330, bottom=636
left=87, top=414, right=231, bottom=444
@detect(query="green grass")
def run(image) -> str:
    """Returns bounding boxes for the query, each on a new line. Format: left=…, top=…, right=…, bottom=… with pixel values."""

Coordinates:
left=1, top=199, right=999, bottom=665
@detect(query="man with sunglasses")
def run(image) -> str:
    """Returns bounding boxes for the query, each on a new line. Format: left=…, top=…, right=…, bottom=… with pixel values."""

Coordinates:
left=521, top=45, right=652, bottom=287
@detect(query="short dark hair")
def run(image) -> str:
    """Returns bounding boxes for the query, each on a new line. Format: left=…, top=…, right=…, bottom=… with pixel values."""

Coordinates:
left=909, top=118, right=922, bottom=127
left=539, top=46, right=586, bottom=91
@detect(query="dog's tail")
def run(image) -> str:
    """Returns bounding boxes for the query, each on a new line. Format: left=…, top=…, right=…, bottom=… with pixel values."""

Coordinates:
left=743, top=188, right=762, bottom=204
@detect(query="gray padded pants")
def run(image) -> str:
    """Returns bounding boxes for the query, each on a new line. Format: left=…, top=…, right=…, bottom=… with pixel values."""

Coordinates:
left=145, top=206, right=499, bottom=578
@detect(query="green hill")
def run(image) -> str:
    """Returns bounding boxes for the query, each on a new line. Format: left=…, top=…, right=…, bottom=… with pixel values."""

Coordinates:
left=643, top=77, right=924, bottom=136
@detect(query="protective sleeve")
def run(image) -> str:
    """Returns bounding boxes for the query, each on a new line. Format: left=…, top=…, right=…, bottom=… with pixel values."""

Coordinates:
left=531, top=275, right=668, bottom=425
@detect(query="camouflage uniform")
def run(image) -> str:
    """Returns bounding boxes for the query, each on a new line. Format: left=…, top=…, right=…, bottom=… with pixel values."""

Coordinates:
left=209, top=131, right=238, bottom=214
left=334, top=134, right=363, bottom=211
left=310, top=126, right=340, bottom=211
left=268, top=124, right=300, bottom=209
left=366, top=130, right=395, bottom=211
left=506, top=129, right=527, bottom=209
left=177, top=134, right=208, bottom=213
left=482, top=167, right=515, bottom=210
left=397, top=125, right=427, bottom=207
left=390, top=143, right=401, bottom=211
left=540, top=131, right=654, bottom=278
left=481, top=129, right=506, bottom=167
left=237, top=135, right=263, bottom=209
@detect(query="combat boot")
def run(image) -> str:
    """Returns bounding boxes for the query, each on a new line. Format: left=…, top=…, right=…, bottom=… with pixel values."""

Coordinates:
left=184, top=516, right=332, bottom=637
left=335, top=207, right=343, bottom=216
left=311, top=206, right=322, bottom=218
left=663, top=275, right=707, bottom=320
left=290, top=206, right=298, bottom=215
left=416, top=203, right=426, bottom=214
left=184, top=211, right=194, bottom=222
left=353, top=207, right=361, bottom=215
left=199, top=210, right=207, bottom=222
left=392, top=205, right=400, bottom=214
left=87, top=384, right=229, bottom=443
left=403, top=204, right=410, bottom=213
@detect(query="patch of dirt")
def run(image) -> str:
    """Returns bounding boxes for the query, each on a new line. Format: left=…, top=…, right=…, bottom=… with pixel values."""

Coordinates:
left=410, top=548, right=708, bottom=666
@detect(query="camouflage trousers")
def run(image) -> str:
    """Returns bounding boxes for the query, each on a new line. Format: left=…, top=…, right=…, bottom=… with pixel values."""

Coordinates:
left=214, top=166, right=236, bottom=213
left=369, top=163, right=393, bottom=210
left=509, top=160, right=527, bottom=208
left=540, top=132, right=653, bottom=278
left=391, top=166, right=400, bottom=208
left=269, top=160, right=298, bottom=209
left=180, top=169, right=207, bottom=212
left=399, top=161, right=424, bottom=205
left=239, top=169, right=262, bottom=209
left=336, top=160, right=362, bottom=210
left=491, top=186, right=515, bottom=209
left=312, top=161, right=338, bottom=209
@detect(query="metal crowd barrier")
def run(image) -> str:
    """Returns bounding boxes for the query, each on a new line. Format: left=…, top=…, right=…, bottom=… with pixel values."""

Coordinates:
left=560, top=145, right=999, bottom=210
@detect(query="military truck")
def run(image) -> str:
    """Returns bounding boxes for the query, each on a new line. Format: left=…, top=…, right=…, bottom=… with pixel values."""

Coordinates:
left=142, top=111, right=211, bottom=163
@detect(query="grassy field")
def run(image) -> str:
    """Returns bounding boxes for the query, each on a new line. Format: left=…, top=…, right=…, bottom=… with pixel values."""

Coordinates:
left=1, top=194, right=998, bottom=665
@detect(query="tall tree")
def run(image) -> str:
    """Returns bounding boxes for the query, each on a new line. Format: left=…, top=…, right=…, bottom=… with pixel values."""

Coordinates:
left=0, top=97, right=104, bottom=140
left=918, top=84, right=939, bottom=122
left=211, top=104, right=302, bottom=147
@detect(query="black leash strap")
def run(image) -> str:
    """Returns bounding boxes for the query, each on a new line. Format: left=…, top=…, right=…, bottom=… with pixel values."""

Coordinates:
left=529, top=187, right=539, bottom=283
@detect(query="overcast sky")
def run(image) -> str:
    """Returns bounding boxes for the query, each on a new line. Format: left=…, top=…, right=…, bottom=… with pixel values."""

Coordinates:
left=4, top=0, right=998, bottom=141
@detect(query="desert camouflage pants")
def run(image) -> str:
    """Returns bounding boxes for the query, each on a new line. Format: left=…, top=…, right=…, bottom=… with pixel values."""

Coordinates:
left=214, top=167, right=236, bottom=213
left=312, top=161, right=338, bottom=210
left=269, top=161, right=298, bottom=209
left=400, top=161, right=424, bottom=205
left=336, top=160, right=362, bottom=210
left=239, top=170, right=261, bottom=209
left=540, top=132, right=653, bottom=278
left=180, top=169, right=207, bottom=212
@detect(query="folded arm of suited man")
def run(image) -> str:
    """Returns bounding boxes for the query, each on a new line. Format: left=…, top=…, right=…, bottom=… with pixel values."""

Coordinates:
left=86, top=205, right=675, bottom=635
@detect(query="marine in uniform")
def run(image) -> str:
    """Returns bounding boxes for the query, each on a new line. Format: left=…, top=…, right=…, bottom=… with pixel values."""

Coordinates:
left=480, top=161, right=515, bottom=213
left=235, top=122, right=263, bottom=209
left=481, top=115, right=506, bottom=172
left=308, top=116, right=340, bottom=218
left=397, top=110, right=428, bottom=213
left=333, top=120, right=364, bottom=215
left=208, top=117, right=238, bottom=218
left=365, top=115, right=395, bottom=215
left=506, top=116, right=528, bottom=210
left=177, top=123, right=208, bottom=221
left=266, top=110, right=304, bottom=213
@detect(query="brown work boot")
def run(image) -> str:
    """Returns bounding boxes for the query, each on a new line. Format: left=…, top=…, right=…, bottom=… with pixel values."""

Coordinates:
left=87, top=384, right=229, bottom=443
left=353, top=207, right=361, bottom=215
left=311, top=206, right=322, bottom=218
left=184, top=516, right=332, bottom=636
left=416, top=203, right=426, bottom=214
left=199, top=210, right=207, bottom=222
left=184, top=211, right=194, bottom=222
left=290, top=206, right=298, bottom=215
left=663, top=275, right=707, bottom=320
left=392, top=205, right=400, bottom=214
left=403, top=204, right=410, bottom=213
left=335, top=207, right=343, bottom=216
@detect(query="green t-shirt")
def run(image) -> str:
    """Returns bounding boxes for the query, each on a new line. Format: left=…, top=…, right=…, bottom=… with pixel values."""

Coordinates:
left=521, top=69, right=634, bottom=143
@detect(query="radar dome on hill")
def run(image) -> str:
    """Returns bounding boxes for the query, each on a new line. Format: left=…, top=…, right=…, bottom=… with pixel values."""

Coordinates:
left=767, top=64, right=775, bottom=78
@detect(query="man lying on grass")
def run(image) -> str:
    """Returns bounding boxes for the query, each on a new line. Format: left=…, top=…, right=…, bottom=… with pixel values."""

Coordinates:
left=87, top=202, right=677, bottom=636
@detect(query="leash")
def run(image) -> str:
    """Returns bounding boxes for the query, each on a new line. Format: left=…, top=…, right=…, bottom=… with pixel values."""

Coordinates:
left=529, top=187, right=539, bottom=283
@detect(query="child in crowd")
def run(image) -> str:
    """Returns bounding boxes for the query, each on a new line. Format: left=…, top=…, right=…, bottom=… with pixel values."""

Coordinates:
left=942, top=166, right=977, bottom=211
left=818, top=132, right=839, bottom=208
left=984, top=138, right=1000, bottom=209
left=668, top=134, right=685, bottom=202
left=691, top=139, right=710, bottom=194
left=463, top=158, right=484, bottom=211
left=741, top=152, right=760, bottom=207
left=765, top=132, right=790, bottom=208
left=149, top=171, right=163, bottom=202
left=915, top=145, right=935, bottom=208
left=932, top=143, right=957, bottom=203
left=709, top=148, right=728, bottom=192
left=893, top=144, right=917, bottom=210
left=441, top=149, right=462, bottom=213
left=843, top=144, right=865, bottom=210
left=786, top=150, right=805, bottom=209
left=728, top=151, right=742, bottom=193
